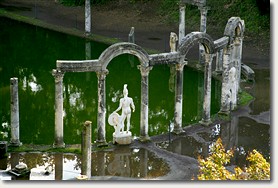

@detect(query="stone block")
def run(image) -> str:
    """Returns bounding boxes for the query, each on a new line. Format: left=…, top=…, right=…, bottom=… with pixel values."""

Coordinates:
left=113, top=131, right=133, bottom=145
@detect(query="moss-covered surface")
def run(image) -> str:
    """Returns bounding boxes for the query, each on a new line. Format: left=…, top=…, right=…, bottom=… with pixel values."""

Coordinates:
left=238, top=90, right=255, bottom=106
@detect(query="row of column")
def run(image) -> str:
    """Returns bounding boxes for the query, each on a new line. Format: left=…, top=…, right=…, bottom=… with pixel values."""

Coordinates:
left=52, top=44, right=239, bottom=146
left=173, top=53, right=213, bottom=133
left=52, top=64, right=153, bottom=147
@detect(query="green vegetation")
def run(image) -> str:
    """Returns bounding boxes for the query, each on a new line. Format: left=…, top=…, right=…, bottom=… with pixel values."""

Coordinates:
left=239, top=91, right=254, bottom=106
left=197, top=137, right=270, bottom=180
left=58, top=0, right=270, bottom=47
left=159, top=0, right=270, bottom=38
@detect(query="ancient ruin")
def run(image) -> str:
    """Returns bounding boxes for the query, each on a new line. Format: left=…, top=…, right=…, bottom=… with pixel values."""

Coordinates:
left=52, top=14, right=245, bottom=147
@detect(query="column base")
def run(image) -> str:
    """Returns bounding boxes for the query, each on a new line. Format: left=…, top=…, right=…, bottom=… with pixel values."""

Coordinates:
left=96, top=140, right=108, bottom=147
left=139, top=135, right=151, bottom=142
left=199, top=119, right=212, bottom=126
left=53, top=142, right=65, bottom=148
left=172, top=127, right=184, bottom=135
left=218, top=110, right=230, bottom=116
left=9, top=140, right=22, bottom=147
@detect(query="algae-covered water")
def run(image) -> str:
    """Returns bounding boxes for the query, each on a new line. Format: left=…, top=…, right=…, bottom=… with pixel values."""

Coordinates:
left=0, top=17, right=221, bottom=145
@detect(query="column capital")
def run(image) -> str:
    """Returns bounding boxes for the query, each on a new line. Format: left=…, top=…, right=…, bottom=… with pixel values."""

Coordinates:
left=234, top=36, right=243, bottom=45
left=224, top=45, right=233, bottom=55
left=52, top=69, right=64, bottom=82
left=96, top=69, right=109, bottom=80
left=198, top=6, right=210, bottom=13
left=176, top=62, right=187, bottom=71
left=137, top=65, right=153, bottom=76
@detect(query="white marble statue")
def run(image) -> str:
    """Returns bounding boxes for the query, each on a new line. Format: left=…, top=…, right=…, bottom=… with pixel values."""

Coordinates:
left=108, top=84, right=135, bottom=136
left=169, top=32, right=178, bottom=52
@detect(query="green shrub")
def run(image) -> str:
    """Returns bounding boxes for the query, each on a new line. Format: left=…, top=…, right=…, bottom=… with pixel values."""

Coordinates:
left=197, top=137, right=270, bottom=180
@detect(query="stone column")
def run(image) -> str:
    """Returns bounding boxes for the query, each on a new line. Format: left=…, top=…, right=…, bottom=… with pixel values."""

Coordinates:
left=52, top=69, right=65, bottom=148
left=234, top=37, right=243, bottom=95
left=85, top=0, right=91, bottom=35
left=198, top=7, right=209, bottom=66
left=10, top=78, right=21, bottom=146
left=199, top=7, right=208, bottom=33
left=128, top=27, right=135, bottom=67
left=179, top=4, right=185, bottom=45
left=85, top=40, right=91, bottom=60
left=96, top=70, right=108, bottom=145
left=81, top=121, right=92, bottom=179
left=200, top=53, right=212, bottom=125
left=215, top=49, right=223, bottom=74
left=138, top=65, right=152, bottom=141
left=173, top=62, right=186, bottom=134
left=128, top=27, right=135, bottom=43
left=219, top=46, right=232, bottom=114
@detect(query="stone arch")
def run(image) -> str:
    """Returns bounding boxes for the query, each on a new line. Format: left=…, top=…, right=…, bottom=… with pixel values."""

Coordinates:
left=224, top=17, right=245, bottom=43
left=98, top=42, right=150, bottom=70
left=178, top=32, right=215, bottom=56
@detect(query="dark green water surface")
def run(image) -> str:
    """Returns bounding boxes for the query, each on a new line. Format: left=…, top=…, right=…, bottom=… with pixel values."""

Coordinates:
left=0, top=17, right=221, bottom=145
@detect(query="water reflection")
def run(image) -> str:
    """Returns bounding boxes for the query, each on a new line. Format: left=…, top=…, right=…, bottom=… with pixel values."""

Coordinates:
left=92, top=147, right=169, bottom=178
left=0, top=147, right=169, bottom=180
left=158, top=115, right=270, bottom=167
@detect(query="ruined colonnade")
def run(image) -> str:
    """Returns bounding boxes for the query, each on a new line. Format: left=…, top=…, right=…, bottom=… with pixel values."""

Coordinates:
left=52, top=17, right=245, bottom=147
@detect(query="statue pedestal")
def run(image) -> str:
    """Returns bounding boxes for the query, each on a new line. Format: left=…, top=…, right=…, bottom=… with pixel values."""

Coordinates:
left=113, top=131, right=132, bottom=145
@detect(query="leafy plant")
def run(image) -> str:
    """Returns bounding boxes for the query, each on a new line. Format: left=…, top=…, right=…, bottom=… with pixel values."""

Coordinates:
left=0, top=122, right=9, bottom=141
left=197, top=137, right=270, bottom=180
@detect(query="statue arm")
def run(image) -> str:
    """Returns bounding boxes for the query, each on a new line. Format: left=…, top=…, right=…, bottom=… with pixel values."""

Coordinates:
left=114, top=99, right=123, bottom=113
left=131, top=99, right=135, bottom=112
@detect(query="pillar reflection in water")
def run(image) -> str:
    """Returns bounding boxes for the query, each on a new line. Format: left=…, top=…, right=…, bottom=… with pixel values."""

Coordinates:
left=221, top=116, right=239, bottom=152
left=107, top=147, right=131, bottom=177
left=139, top=148, right=148, bottom=177
left=55, top=153, right=63, bottom=180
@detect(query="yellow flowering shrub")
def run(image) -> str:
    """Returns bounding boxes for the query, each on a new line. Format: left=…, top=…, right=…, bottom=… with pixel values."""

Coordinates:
left=197, top=138, right=270, bottom=180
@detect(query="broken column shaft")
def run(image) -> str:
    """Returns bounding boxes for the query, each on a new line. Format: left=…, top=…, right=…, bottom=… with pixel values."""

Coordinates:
left=85, top=0, right=91, bottom=35
left=179, top=4, right=185, bottom=45
left=81, top=121, right=92, bottom=179
left=220, top=46, right=232, bottom=114
left=198, top=6, right=209, bottom=65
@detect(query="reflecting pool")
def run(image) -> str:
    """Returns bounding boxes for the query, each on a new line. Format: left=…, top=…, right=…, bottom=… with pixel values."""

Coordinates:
left=0, top=147, right=169, bottom=180
left=0, top=17, right=221, bottom=145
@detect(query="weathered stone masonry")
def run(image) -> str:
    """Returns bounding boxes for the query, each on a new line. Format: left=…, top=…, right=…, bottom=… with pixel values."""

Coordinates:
left=53, top=16, right=245, bottom=147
